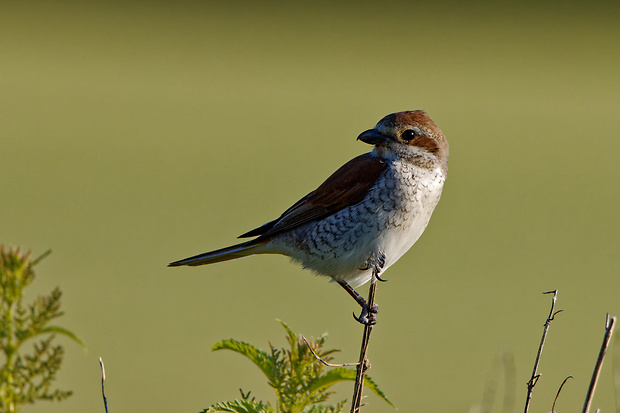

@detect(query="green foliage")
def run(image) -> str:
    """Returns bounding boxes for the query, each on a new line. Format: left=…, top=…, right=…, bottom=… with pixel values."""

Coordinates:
left=201, top=391, right=275, bottom=413
left=204, top=320, right=392, bottom=413
left=0, top=246, right=84, bottom=413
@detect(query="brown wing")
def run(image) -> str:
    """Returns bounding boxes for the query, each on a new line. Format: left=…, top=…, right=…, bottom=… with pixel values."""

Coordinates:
left=238, top=153, right=387, bottom=240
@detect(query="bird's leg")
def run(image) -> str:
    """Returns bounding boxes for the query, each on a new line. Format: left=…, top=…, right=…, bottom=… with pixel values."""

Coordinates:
left=338, top=281, right=378, bottom=326
left=339, top=252, right=386, bottom=325
left=338, top=280, right=370, bottom=308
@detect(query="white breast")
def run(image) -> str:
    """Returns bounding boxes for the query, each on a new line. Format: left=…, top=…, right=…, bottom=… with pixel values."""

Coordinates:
left=268, top=161, right=446, bottom=287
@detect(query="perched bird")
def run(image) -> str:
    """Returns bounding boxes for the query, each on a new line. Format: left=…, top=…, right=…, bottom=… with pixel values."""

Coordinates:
left=169, top=111, right=448, bottom=323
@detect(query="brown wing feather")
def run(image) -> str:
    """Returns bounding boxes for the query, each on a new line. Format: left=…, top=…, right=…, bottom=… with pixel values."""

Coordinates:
left=239, top=153, right=386, bottom=240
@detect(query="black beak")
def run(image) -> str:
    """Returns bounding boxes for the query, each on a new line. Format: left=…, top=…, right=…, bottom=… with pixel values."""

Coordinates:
left=357, top=129, right=390, bottom=146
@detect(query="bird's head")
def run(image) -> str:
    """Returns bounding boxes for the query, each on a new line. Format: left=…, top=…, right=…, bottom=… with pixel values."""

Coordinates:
left=357, top=111, right=449, bottom=171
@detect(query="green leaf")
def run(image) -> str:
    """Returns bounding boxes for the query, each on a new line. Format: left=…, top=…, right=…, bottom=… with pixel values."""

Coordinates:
left=303, top=401, right=346, bottom=413
left=38, top=326, right=87, bottom=349
left=277, top=319, right=299, bottom=358
left=0, top=246, right=79, bottom=410
left=201, top=398, right=275, bottom=413
left=277, top=319, right=296, bottom=344
left=306, top=368, right=394, bottom=408
left=305, top=367, right=354, bottom=393
left=209, top=320, right=394, bottom=412
left=364, top=375, right=395, bottom=408
left=212, top=339, right=274, bottom=382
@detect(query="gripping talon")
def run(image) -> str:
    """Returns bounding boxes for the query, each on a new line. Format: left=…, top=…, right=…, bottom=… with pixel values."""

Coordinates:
left=353, top=311, right=376, bottom=326
left=339, top=251, right=386, bottom=325
left=353, top=302, right=379, bottom=325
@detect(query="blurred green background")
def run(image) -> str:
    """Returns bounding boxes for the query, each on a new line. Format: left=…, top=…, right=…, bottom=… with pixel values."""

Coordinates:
left=2, top=1, right=619, bottom=412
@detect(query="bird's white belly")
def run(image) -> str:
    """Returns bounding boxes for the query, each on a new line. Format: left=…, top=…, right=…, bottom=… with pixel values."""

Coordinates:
left=268, top=162, right=445, bottom=287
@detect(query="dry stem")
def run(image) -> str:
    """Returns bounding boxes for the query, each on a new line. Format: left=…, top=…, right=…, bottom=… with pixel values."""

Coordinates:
left=99, top=357, right=109, bottom=413
left=524, top=290, right=561, bottom=413
left=551, top=376, right=573, bottom=412
left=350, top=273, right=379, bottom=412
left=301, top=336, right=359, bottom=367
left=582, top=315, right=616, bottom=413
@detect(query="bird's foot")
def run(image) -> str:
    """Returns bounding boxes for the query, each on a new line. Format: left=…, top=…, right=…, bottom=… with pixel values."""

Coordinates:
left=353, top=301, right=379, bottom=326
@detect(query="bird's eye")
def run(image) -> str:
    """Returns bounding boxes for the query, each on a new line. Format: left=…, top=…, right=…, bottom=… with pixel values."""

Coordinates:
left=401, top=129, right=417, bottom=141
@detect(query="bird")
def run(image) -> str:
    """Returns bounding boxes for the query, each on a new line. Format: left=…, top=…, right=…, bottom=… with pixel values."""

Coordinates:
left=169, top=110, right=449, bottom=324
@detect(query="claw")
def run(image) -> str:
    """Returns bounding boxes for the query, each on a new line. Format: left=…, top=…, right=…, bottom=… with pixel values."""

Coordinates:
left=377, top=252, right=386, bottom=268
left=360, top=251, right=387, bottom=275
left=353, top=311, right=376, bottom=326
left=339, top=251, right=386, bottom=326
left=353, top=302, right=379, bottom=325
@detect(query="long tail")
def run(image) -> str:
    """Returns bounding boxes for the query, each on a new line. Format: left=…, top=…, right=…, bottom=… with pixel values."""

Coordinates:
left=168, top=240, right=267, bottom=267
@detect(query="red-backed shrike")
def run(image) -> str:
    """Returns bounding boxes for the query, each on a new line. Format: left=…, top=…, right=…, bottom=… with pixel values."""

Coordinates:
left=169, top=111, right=448, bottom=322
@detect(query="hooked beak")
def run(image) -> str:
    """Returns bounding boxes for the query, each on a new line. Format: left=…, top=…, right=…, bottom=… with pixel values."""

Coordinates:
left=357, top=129, right=390, bottom=146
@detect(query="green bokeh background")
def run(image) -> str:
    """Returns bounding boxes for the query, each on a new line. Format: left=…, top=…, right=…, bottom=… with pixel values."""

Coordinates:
left=2, top=1, right=619, bottom=412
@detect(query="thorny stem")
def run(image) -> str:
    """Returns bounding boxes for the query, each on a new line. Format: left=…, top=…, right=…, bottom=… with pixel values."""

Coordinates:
left=524, top=290, right=561, bottom=413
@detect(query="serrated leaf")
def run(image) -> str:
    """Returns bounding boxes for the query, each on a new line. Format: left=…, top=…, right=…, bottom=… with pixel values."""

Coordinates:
left=210, top=320, right=394, bottom=411
left=277, top=319, right=298, bottom=358
left=364, top=375, right=395, bottom=408
left=277, top=319, right=296, bottom=345
left=212, top=339, right=275, bottom=381
left=306, top=368, right=394, bottom=408
left=201, top=398, right=275, bottom=413
left=305, top=367, right=354, bottom=393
